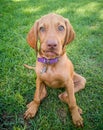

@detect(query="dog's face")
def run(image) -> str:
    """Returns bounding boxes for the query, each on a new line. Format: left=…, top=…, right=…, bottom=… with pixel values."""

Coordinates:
left=27, top=13, right=75, bottom=59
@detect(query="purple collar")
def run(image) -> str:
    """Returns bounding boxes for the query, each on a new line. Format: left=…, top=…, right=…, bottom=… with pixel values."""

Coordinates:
left=38, top=57, right=59, bottom=64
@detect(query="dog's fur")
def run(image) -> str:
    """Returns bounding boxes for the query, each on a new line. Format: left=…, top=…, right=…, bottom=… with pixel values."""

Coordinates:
left=24, top=13, right=86, bottom=127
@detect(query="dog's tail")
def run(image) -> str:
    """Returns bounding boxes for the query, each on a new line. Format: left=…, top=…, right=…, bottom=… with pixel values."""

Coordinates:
left=24, top=64, right=35, bottom=71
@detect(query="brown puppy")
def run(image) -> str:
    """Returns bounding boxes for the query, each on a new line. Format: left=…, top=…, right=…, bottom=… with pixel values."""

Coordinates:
left=24, top=13, right=86, bottom=127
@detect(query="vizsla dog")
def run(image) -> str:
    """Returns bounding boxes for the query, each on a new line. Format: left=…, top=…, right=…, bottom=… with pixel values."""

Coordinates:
left=24, top=13, right=86, bottom=127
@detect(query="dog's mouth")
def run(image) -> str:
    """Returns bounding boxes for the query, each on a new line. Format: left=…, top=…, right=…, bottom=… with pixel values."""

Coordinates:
left=42, top=50, right=59, bottom=58
left=46, top=51, right=58, bottom=55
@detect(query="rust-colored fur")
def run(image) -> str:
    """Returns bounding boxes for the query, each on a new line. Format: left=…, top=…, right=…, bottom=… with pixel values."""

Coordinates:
left=24, top=13, right=86, bottom=127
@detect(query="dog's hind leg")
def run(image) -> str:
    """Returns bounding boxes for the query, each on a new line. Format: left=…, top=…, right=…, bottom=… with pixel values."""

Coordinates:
left=58, top=91, right=83, bottom=114
left=73, top=73, right=86, bottom=93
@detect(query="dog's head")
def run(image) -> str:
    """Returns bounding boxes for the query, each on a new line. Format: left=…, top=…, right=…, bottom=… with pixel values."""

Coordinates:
left=27, top=13, right=75, bottom=59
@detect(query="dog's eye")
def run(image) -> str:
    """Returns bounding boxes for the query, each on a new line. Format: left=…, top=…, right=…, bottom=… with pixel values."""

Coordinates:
left=58, top=25, right=64, bottom=31
left=40, top=27, right=45, bottom=32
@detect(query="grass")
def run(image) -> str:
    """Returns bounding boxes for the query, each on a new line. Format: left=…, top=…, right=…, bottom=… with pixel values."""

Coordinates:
left=0, top=0, right=103, bottom=130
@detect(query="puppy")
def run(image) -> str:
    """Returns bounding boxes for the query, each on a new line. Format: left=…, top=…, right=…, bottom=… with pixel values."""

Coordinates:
left=24, top=13, right=86, bottom=127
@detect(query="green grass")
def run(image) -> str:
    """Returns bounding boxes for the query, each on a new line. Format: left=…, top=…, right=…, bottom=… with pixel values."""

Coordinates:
left=0, top=0, right=103, bottom=130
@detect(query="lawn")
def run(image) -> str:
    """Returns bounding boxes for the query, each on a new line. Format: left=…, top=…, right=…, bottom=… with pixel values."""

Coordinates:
left=0, top=0, right=103, bottom=130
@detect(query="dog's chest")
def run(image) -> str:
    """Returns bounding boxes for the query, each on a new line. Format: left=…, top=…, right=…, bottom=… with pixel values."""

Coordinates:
left=39, top=65, right=68, bottom=88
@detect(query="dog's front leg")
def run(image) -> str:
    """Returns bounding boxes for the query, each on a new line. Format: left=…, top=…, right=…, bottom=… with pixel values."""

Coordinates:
left=66, top=79, right=83, bottom=127
left=24, top=78, right=42, bottom=119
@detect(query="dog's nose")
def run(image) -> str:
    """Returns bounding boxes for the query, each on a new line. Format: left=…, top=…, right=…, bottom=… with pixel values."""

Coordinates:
left=47, top=40, right=58, bottom=48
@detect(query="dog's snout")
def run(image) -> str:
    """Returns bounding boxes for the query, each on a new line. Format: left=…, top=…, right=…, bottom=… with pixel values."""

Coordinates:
left=47, top=40, right=58, bottom=48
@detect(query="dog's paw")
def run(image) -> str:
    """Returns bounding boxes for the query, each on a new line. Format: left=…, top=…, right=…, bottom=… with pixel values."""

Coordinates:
left=72, top=108, right=83, bottom=127
left=24, top=101, right=38, bottom=119
left=72, top=114, right=83, bottom=127
left=78, top=106, right=83, bottom=115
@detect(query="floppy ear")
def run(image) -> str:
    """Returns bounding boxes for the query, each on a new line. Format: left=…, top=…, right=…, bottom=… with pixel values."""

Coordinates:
left=64, top=18, right=75, bottom=45
left=27, top=20, right=39, bottom=50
